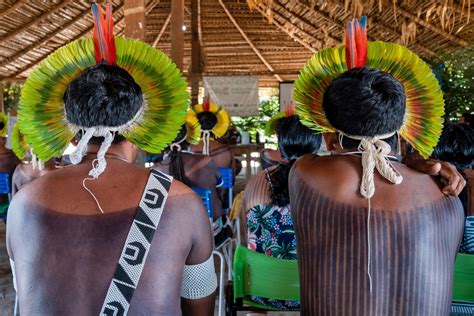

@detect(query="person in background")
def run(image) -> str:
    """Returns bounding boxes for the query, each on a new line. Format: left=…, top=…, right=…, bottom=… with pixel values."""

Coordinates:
left=7, top=5, right=215, bottom=315
left=433, top=123, right=474, bottom=253
left=0, top=113, right=20, bottom=197
left=290, top=18, right=464, bottom=315
left=242, top=111, right=322, bottom=310
left=10, top=123, right=57, bottom=196
left=152, top=124, right=233, bottom=248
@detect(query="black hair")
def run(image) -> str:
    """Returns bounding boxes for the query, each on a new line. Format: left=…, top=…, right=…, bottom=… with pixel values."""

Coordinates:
left=433, top=123, right=474, bottom=171
left=268, top=115, right=321, bottom=206
left=64, top=63, right=143, bottom=144
left=197, top=112, right=218, bottom=130
left=323, top=67, right=406, bottom=147
left=463, top=112, right=474, bottom=126
left=433, top=123, right=474, bottom=212
left=169, top=125, right=191, bottom=186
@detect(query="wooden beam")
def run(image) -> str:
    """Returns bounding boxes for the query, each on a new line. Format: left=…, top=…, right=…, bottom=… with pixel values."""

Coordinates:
left=0, top=0, right=72, bottom=43
left=0, top=0, right=28, bottom=20
left=0, top=7, right=91, bottom=68
left=152, top=13, right=171, bottom=47
left=396, top=6, right=469, bottom=47
left=296, top=0, right=436, bottom=56
left=272, top=1, right=340, bottom=45
left=0, top=5, right=124, bottom=80
left=253, top=5, right=316, bottom=53
left=145, top=0, right=160, bottom=14
left=0, top=83, right=4, bottom=113
left=171, top=0, right=184, bottom=70
left=218, top=0, right=282, bottom=82
left=190, top=0, right=202, bottom=106
left=124, top=0, right=146, bottom=39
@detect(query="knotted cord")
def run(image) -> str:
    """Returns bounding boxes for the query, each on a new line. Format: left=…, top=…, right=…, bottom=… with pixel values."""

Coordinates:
left=339, top=131, right=403, bottom=294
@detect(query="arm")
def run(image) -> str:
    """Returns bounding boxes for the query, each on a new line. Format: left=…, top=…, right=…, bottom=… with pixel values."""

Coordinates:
left=180, top=193, right=216, bottom=316
left=405, top=158, right=466, bottom=196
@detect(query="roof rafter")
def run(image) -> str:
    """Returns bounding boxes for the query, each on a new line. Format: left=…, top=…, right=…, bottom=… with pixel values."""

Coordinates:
left=0, top=0, right=28, bottom=20
left=395, top=6, right=469, bottom=47
left=152, top=13, right=171, bottom=47
left=0, top=0, right=73, bottom=43
left=253, top=5, right=316, bottom=53
left=218, top=0, right=282, bottom=82
left=1, top=4, right=125, bottom=81
left=0, top=6, right=92, bottom=69
left=273, top=1, right=341, bottom=45
left=294, top=0, right=436, bottom=56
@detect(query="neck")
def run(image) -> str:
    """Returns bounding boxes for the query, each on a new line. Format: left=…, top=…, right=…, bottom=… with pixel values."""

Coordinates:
left=85, top=143, right=132, bottom=163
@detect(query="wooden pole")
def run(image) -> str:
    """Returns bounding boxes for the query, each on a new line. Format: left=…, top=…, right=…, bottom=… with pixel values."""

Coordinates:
left=0, top=83, right=4, bottom=113
left=124, top=0, right=146, bottom=39
left=190, top=0, right=202, bottom=106
left=171, top=0, right=185, bottom=70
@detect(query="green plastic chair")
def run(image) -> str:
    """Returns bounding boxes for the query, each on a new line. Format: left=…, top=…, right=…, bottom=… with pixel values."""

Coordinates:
left=226, top=245, right=300, bottom=315
left=451, top=252, right=474, bottom=315
left=452, top=252, right=474, bottom=302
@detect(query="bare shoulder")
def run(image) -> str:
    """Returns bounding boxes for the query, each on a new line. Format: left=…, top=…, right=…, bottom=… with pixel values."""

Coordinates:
left=243, top=167, right=274, bottom=209
left=291, top=154, right=447, bottom=209
left=166, top=179, right=209, bottom=220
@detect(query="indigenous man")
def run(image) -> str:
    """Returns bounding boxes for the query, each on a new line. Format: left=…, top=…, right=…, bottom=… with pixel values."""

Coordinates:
left=7, top=4, right=215, bottom=315
left=290, top=18, right=464, bottom=315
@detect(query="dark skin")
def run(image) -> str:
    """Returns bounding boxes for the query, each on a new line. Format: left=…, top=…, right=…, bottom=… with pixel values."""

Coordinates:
left=11, top=159, right=56, bottom=196
left=6, top=141, right=215, bottom=315
left=290, top=138, right=465, bottom=315
left=0, top=137, right=20, bottom=202
left=465, top=169, right=474, bottom=216
left=153, top=151, right=224, bottom=219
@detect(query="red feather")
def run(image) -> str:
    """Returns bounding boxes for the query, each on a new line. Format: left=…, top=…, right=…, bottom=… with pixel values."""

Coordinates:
left=345, top=16, right=367, bottom=69
left=203, top=95, right=211, bottom=112
left=91, top=3, right=116, bottom=65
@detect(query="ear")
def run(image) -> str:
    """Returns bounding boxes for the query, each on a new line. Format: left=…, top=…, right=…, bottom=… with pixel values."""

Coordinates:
left=323, top=132, right=337, bottom=151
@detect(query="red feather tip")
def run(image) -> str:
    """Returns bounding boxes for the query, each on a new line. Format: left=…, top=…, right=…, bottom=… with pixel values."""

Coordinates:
left=203, top=95, right=211, bottom=112
left=345, top=16, right=367, bottom=69
left=284, top=101, right=295, bottom=117
left=91, top=3, right=116, bottom=65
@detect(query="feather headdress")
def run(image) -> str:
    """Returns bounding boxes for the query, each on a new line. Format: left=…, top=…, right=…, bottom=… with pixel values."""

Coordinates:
left=18, top=3, right=189, bottom=168
left=265, top=101, right=296, bottom=137
left=294, top=16, right=444, bottom=159
left=0, top=113, right=7, bottom=138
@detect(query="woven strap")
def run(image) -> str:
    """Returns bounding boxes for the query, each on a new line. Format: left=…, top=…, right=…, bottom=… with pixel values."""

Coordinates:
left=100, top=170, right=172, bottom=316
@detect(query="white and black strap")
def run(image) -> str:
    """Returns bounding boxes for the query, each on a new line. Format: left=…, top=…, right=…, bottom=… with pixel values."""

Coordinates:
left=100, top=170, right=172, bottom=316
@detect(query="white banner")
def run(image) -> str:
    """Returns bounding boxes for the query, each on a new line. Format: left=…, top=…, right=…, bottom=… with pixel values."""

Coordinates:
left=279, top=81, right=294, bottom=111
left=203, top=76, right=259, bottom=116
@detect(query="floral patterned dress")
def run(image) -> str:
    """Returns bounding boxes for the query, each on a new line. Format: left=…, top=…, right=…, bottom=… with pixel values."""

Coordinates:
left=246, top=202, right=300, bottom=310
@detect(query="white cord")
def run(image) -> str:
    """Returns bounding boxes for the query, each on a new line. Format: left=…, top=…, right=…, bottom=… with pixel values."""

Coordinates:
left=82, top=158, right=105, bottom=214
left=202, top=130, right=211, bottom=155
left=367, top=198, right=373, bottom=294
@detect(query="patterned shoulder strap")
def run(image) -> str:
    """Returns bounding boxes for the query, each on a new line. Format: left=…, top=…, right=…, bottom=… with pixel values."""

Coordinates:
left=100, top=170, right=173, bottom=316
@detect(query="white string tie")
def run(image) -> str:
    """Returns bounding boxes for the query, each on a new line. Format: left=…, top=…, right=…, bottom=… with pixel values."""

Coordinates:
left=339, top=131, right=403, bottom=295
left=202, top=130, right=211, bottom=155
left=357, top=135, right=403, bottom=199
left=69, top=127, right=116, bottom=213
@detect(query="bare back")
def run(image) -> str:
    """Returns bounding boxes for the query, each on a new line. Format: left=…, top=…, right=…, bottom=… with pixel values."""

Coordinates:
left=289, top=155, right=464, bottom=316
left=6, top=160, right=214, bottom=315
left=154, top=153, right=223, bottom=218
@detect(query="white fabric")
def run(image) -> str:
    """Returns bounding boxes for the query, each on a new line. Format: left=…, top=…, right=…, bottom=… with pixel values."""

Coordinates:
left=202, top=130, right=211, bottom=156
left=181, top=254, right=217, bottom=299
left=340, top=131, right=403, bottom=199
left=9, top=259, right=17, bottom=292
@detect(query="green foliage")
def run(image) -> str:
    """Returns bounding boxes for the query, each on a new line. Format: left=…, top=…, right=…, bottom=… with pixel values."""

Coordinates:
left=2, top=82, right=22, bottom=112
left=430, top=45, right=473, bottom=122
left=232, top=96, right=280, bottom=140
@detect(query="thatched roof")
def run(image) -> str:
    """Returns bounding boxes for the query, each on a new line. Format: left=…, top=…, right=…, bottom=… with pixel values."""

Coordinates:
left=0, top=0, right=472, bottom=87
